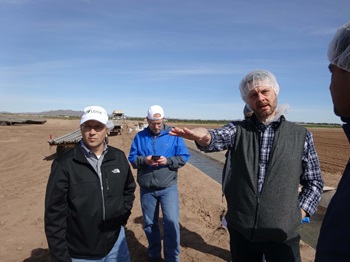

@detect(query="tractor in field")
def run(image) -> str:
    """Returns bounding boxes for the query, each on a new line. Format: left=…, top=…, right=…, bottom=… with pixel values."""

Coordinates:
left=109, top=109, right=124, bottom=135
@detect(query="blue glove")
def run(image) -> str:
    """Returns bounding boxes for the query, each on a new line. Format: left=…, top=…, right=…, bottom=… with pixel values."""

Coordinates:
left=301, top=217, right=310, bottom=224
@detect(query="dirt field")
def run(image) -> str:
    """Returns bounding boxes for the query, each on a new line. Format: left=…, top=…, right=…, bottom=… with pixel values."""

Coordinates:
left=311, top=128, right=349, bottom=188
left=177, top=123, right=350, bottom=189
left=0, top=119, right=347, bottom=262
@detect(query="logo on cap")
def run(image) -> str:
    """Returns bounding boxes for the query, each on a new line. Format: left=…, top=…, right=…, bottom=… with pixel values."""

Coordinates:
left=80, top=106, right=109, bottom=125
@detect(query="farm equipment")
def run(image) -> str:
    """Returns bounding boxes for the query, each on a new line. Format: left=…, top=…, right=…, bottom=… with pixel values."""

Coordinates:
left=0, top=114, right=47, bottom=125
left=109, top=109, right=124, bottom=135
left=48, top=129, right=82, bottom=156
left=48, top=129, right=110, bottom=156
left=47, top=109, right=124, bottom=156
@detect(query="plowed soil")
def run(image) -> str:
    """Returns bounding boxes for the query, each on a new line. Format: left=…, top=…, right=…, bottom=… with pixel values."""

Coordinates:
left=311, top=128, right=349, bottom=188
left=175, top=123, right=350, bottom=188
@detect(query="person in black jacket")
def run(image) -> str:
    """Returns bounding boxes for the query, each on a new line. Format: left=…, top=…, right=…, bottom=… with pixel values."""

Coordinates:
left=45, top=105, right=136, bottom=262
left=315, top=20, right=350, bottom=262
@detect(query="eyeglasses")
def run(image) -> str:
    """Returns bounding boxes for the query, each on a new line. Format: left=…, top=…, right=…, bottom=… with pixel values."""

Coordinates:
left=81, top=124, right=106, bottom=132
left=148, top=120, right=163, bottom=127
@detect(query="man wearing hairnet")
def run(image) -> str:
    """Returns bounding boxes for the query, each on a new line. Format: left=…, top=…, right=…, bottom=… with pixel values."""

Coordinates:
left=170, top=69, right=324, bottom=262
left=316, top=21, right=350, bottom=262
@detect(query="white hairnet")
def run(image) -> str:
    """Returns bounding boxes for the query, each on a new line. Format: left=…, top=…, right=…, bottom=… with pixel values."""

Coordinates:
left=328, top=20, right=350, bottom=72
left=239, top=70, right=280, bottom=103
left=328, top=21, right=350, bottom=72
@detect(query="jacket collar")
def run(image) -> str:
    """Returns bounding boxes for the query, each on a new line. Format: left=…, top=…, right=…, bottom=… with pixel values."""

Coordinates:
left=342, top=121, right=350, bottom=144
left=147, top=123, right=171, bottom=136
left=249, top=114, right=284, bottom=131
left=73, top=141, right=112, bottom=163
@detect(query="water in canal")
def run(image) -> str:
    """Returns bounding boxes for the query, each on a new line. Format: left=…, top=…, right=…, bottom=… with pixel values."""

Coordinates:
left=187, top=148, right=324, bottom=249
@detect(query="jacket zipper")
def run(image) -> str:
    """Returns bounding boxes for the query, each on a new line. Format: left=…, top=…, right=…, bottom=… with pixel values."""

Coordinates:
left=153, top=136, right=157, bottom=155
left=105, top=173, right=110, bottom=192
left=99, top=171, right=106, bottom=221
left=250, top=194, right=260, bottom=240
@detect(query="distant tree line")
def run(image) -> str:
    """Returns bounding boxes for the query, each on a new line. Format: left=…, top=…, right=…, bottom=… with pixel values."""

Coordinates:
left=126, top=117, right=342, bottom=128
left=40, top=115, right=342, bottom=128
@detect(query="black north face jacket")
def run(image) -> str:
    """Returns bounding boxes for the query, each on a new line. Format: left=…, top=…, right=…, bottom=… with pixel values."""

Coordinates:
left=45, top=144, right=136, bottom=261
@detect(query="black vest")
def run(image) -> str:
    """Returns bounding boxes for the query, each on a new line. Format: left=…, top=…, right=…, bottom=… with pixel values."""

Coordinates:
left=225, top=117, right=307, bottom=242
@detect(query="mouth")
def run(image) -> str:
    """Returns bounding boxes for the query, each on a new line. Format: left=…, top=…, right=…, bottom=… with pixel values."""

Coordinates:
left=259, top=104, right=270, bottom=110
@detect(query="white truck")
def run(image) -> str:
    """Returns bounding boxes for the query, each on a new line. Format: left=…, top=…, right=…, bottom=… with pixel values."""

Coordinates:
left=109, top=109, right=124, bottom=135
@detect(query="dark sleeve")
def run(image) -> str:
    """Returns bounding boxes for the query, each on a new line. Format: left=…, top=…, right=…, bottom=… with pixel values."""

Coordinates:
left=44, top=160, right=71, bottom=262
left=122, top=157, right=136, bottom=225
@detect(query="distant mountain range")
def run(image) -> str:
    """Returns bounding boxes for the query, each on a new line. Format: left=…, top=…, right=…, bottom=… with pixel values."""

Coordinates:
left=39, top=110, right=84, bottom=117
left=0, top=110, right=84, bottom=117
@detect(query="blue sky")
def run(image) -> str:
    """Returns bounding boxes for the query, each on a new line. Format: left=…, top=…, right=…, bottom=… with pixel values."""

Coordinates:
left=0, top=0, right=349, bottom=124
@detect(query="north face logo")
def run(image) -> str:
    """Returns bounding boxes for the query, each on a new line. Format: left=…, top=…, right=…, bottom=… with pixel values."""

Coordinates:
left=111, top=168, right=120, bottom=173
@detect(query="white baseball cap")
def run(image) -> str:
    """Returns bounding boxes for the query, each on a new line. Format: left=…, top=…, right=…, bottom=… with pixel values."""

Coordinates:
left=80, top=106, right=109, bottom=125
left=147, top=105, right=164, bottom=120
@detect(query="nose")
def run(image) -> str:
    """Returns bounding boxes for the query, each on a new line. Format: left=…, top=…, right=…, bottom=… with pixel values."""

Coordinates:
left=88, top=128, right=98, bottom=135
left=256, top=92, right=266, bottom=101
